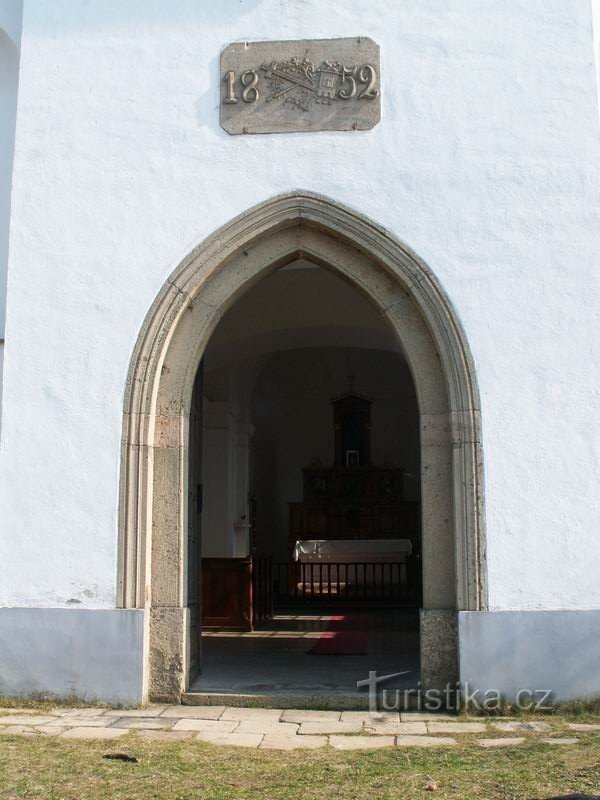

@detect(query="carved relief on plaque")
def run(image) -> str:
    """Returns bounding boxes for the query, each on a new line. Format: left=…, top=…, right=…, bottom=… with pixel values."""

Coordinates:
left=220, top=38, right=380, bottom=135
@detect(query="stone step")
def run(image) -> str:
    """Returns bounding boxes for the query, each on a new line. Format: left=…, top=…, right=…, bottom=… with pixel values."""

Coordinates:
left=181, top=690, right=427, bottom=711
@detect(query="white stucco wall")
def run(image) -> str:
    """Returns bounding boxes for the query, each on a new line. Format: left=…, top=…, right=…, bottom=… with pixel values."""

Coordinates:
left=0, top=33, right=18, bottom=337
left=594, top=0, right=600, bottom=116
left=0, top=2, right=22, bottom=422
left=1, top=0, right=599, bottom=610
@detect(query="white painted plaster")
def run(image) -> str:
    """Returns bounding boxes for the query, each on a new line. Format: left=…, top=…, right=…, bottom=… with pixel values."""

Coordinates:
left=593, top=0, right=600, bottom=120
left=0, top=607, right=144, bottom=704
left=0, top=1, right=23, bottom=49
left=0, top=19, right=20, bottom=336
left=0, top=2, right=22, bottom=431
left=0, top=345, right=4, bottom=426
left=1, top=1, right=600, bottom=610
left=459, top=610, right=600, bottom=700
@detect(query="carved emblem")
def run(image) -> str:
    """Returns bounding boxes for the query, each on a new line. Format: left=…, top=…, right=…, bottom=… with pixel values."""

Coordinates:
left=256, top=57, right=378, bottom=112
left=220, top=38, right=381, bottom=135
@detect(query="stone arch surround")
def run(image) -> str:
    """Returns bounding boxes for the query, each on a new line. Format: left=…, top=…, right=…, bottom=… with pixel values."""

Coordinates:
left=118, top=192, right=487, bottom=701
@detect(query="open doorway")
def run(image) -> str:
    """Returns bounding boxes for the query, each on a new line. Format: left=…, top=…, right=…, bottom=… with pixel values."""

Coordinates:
left=189, top=262, right=422, bottom=702
left=119, top=193, right=486, bottom=703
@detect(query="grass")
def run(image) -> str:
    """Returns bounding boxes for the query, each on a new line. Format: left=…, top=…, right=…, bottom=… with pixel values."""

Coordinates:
left=0, top=729, right=600, bottom=799
left=463, top=695, right=600, bottom=721
left=0, top=696, right=113, bottom=712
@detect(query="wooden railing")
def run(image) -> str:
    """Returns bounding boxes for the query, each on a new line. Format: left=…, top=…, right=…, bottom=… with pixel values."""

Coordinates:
left=252, top=556, right=273, bottom=626
left=272, top=560, right=418, bottom=603
left=249, top=556, right=419, bottom=629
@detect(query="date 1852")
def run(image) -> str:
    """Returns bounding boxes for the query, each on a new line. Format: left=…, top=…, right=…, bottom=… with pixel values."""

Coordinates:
left=223, top=64, right=379, bottom=104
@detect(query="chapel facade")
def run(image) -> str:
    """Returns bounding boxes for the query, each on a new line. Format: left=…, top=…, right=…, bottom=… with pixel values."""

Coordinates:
left=0, top=1, right=599, bottom=707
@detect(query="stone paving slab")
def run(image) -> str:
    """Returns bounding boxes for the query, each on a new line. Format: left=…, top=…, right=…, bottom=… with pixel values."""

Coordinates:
left=0, top=725, right=68, bottom=737
left=0, top=715, right=58, bottom=726
left=299, top=721, right=363, bottom=735
left=104, top=706, right=168, bottom=717
left=172, top=719, right=239, bottom=733
left=568, top=723, right=600, bottom=731
left=492, top=721, right=552, bottom=733
left=56, top=708, right=109, bottom=717
left=280, top=710, right=341, bottom=723
left=478, top=738, right=525, bottom=748
left=54, top=717, right=115, bottom=728
left=160, top=706, right=226, bottom=719
left=111, top=717, right=174, bottom=730
left=260, top=733, right=328, bottom=750
left=36, top=725, right=69, bottom=736
left=0, top=725, right=42, bottom=736
left=220, top=708, right=283, bottom=722
left=137, top=730, right=195, bottom=741
left=236, top=720, right=299, bottom=735
left=541, top=737, right=580, bottom=745
left=2, top=705, right=598, bottom=751
left=60, top=727, right=130, bottom=740
left=428, top=721, right=487, bottom=734
left=340, top=711, right=400, bottom=724
left=196, top=731, right=264, bottom=748
left=330, top=735, right=395, bottom=750
left=364, top=721, right=428, bottom=735
left=395, top=736, right=457, bottom=747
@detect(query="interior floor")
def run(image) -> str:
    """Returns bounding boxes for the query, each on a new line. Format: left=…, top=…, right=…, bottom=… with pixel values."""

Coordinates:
left=189, top=605, right=420, bottom=699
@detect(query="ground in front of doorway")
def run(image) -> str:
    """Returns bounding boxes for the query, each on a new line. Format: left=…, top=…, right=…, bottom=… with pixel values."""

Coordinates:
left=0, top=705, right=600, bottom=799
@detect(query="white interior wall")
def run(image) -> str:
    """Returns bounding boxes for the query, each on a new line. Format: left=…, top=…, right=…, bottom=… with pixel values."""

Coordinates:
left=250, top=347, right=419, bottom=562
left=201, top=401, right=238, bottom=559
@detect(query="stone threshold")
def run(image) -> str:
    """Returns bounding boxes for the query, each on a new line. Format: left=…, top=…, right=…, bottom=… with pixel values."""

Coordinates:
left=181, top=690, right=424, bottom=710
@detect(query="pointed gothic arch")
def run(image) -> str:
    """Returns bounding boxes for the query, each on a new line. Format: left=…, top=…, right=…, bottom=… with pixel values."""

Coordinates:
left=118, top=192, right=487, bottom=700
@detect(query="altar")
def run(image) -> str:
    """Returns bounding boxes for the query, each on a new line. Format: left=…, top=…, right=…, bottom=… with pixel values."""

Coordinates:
left=293, top=538, right=413, bottom=562
left=280, top=392, right=420, bottom=602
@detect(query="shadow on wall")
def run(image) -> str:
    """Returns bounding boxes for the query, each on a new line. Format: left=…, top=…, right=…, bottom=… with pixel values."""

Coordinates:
left=0, top=25, right=21, bottom=361
left=0, top=1, right=22, bottom=49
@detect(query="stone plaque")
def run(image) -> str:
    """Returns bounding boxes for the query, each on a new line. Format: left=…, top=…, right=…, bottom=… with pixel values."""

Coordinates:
left=220, top=37, right=380, bottom=135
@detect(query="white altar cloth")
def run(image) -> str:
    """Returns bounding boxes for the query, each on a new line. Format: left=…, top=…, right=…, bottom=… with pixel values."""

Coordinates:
left=293, top=538, right=412, bottom=562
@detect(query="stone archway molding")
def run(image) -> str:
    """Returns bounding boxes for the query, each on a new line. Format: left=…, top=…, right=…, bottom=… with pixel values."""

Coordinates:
left=118, top=191, right=487, bottom=700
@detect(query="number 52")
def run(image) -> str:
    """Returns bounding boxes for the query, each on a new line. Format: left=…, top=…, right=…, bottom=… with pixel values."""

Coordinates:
left=339, top=64, right=379, bottom=100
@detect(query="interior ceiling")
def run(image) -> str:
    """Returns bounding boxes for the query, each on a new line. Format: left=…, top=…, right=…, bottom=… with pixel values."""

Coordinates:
left=203, top=260, right=405, bottom=374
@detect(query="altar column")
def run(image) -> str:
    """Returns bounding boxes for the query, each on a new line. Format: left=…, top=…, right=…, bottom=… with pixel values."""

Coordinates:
left=234, top=416, right=255, bottom=557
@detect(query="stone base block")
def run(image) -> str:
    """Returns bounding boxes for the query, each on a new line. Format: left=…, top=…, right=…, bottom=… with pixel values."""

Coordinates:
left=420, top=609, right=458, bottom=690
